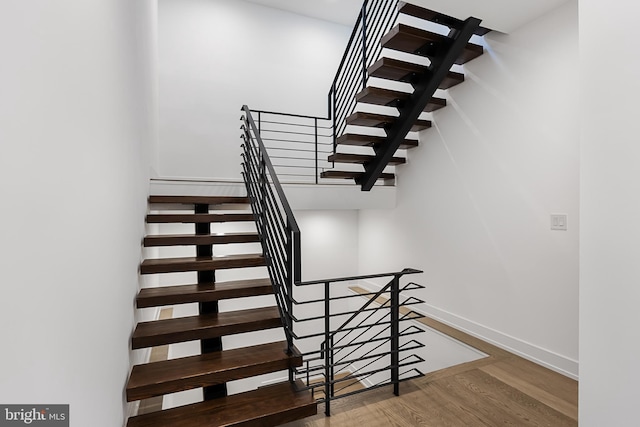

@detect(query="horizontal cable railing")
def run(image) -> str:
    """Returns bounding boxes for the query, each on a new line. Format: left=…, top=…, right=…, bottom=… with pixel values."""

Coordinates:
left=251, top=110, right=334, bottom=184
left=241, top=106, right=425, bottom=415
left=291, top=269, right=425, bottom=416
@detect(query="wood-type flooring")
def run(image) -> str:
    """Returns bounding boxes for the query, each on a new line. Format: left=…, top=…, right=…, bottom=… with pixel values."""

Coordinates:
left=282, top=294, right=577, bottom=427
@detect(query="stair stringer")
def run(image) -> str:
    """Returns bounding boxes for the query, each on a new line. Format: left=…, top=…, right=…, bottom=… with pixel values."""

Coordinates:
left=358, top=16, right=482, bottom=191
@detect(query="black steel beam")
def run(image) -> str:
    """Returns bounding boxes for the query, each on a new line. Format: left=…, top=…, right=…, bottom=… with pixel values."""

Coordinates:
left=358, top=17, right=482, bottom=191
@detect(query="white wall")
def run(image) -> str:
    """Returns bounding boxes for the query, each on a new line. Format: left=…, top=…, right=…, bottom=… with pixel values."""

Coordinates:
left=156, top=0, right=352, bottom=181
left=296, top=210, right=360, bottom=282
left=579, top=1, right=640, bottom=424
left=0, top=1, right=155, bottom=426
left=358, top=1, right=579, bottom=377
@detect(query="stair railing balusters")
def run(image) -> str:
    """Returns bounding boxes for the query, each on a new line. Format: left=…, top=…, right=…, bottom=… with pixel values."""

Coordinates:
left=391, top=273, right=400, bottom=396
left=240, top=1, right=400, bottom=185
left=360, top=2, right=368, bottom=90
left=324, top=280, right=331, bottom=416
left=331, top=87, right=337, bottom=158
left=314, top=118, right=319, bottom=184
left=242, top=106, right=425, bottom=415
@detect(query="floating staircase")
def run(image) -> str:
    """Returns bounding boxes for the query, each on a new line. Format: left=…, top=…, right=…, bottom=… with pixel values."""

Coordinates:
left=321, top=1, right=489, bottom=190
left=127, top=195, right=316, bottom=426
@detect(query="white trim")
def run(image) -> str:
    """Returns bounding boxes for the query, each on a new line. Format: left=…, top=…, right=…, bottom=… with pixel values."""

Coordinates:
left=260, top=375, right=289, bottom=387
left=358, top=280, right=579, bottom=380
left=149, top=177, right=397, bottom=210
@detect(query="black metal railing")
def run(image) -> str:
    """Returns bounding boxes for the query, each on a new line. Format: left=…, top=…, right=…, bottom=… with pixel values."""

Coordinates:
left=249, top=0, right=400, bottom=184
left=241, top=106, right=425, bottom=415
left=291, top=269, right=425, bottom=416
left=329, top=0, right=398, bottom=144
left=250, top=110, right=333, bottom=184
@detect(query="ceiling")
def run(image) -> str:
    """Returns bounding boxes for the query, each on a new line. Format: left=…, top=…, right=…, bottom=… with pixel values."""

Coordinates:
left=243, top=0, right=573, bottom=33
left=243, top=0, right=364, bottom=27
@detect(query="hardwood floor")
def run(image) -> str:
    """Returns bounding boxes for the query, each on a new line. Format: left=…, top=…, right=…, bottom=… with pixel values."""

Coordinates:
left=282, top=302, right=578, bottom=427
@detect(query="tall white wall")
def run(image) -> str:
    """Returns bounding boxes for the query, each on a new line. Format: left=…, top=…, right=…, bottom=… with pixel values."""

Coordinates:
left=0, top=1, right=156, bottom=426
left=156, top=0, right=352, bottom=180
left=296, top=210, right=360, bottom=282
left=579, top=1, right=640, bottom=425
left=358, top=1, right=579, bottom=377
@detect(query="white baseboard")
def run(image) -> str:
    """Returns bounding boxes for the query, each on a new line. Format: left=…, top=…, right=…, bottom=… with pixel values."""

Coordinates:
left=357, top=280, right=579, bottom=380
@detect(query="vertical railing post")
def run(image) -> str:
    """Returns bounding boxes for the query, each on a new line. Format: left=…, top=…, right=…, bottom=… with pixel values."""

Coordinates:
left=391, top=274, right=400, bottom=396
left=257, top=110, right=261, bottom=134
left=259, top=154, right=266, bottom=239
left=360, top=3, right=368, bottom=90
left=314, top=118, right=319, bottom=184
left=332, top=86, right=337, bottom=156
left=286, top=218, right=294, bottom=361
left=324, top=281, right=331, bottom=416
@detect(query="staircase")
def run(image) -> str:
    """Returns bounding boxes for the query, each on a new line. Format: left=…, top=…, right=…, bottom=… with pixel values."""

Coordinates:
left=126, top=196, right=317, bottom=426
left=321, top=1, right=489, bottom=190
left=125, top=2, right=487, bottom=425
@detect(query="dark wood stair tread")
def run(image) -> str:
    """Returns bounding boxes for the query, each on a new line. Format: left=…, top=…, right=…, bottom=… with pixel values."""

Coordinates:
left=381, top=24, right=483, bottom=65
left=321, top=171, right=395, bottom=180
left=398, top=1, right=491, bottom=36
left=356, top=87, right=446, bottom=112
left=346, top=112, right=431, bottom=132
left=140, top=253, right=266, bottom=274
left=131, top=306, right=281, bottom=349
left=144, top=232, right=260, bottom=247
left=127, top=341, right=301, bottom=401
left=336, top=133, right=418, bottom=150
left=146, top=213, right=254, bottom=224
left=368, top=57, right=464, bottom=89
left=148, top=195, right=249, bottom=205
left=328, top=153, right=405, bottom=166
left=127, top=380, right=316, bottom=427
left=136, top=278, right=273, bottom=308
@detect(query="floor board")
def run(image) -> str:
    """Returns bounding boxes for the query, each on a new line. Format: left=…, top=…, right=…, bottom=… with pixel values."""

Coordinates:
left=282, top=298, right=578, bottom=427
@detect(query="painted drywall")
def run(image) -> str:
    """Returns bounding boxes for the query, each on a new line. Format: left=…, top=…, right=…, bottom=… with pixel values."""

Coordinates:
left=0, top=1, right=155, bottom=425
left=156, top=0, right=352, bottom=181
left=358, top=1, right=579, bottom=377
left=296, top=210, right=360, bottom=281
left=408, top=0, right=573, bottom=33
left=579, top=1, right=640, bottom=424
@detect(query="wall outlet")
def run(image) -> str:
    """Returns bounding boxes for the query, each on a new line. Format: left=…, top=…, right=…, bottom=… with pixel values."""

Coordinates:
left=550, top=214, right=568, bottom=231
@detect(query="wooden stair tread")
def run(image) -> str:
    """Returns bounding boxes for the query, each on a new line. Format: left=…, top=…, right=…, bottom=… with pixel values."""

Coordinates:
left=336, top=133, right=418, bottom=150
left=321, top=171, right=395, bottom=180
left=144, top=232, right=260, bottom=247
left=146, top=213, right=254, bottom=224
left=127, top=380, right=316, bottom=427
left=398, top=1, right=491, bottom=36
left=140, top=253, right=266, bottom=274
left=381, top=24, right=483, bottom=65
left=356, top=86, right=446, bottom=112
left=127, top=341, right=300, bottom=401
left=148, top=195, right=250, bottom=205
left=131, top=306, right=281, bottom=349
left=136, top=278, right=273, bottom=308
left=328, top=153, right=405, bottom=166
left=368, top=57, right=464, bottom=89
left=346, top=112, right=432, bottom=132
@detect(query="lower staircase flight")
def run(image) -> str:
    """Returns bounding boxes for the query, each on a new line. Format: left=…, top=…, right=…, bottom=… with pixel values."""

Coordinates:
left=126, top=195, right=317, bottom=427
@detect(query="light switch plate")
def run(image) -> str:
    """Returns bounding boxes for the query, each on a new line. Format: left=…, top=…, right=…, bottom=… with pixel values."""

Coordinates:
left=551, top=214, right=568, bottom=231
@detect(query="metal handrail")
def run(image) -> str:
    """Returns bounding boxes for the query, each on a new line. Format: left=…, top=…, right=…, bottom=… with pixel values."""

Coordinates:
left=241, top=105, right=423, bottom=415
left=245, top=0, right=399, bottom=184
left=241, top=105, right=425, bottom=415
